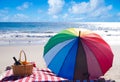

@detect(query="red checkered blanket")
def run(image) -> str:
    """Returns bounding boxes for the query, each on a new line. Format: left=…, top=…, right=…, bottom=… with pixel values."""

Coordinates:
left=0, top=67, right=114, bottom=82
left=0, top=67, right=67, bottom=82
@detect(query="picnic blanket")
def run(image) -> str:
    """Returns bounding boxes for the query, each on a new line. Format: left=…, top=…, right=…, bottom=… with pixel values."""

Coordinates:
left=0, top=67, right=114, bottom=82
left=0, top=67, right=67, bottom=82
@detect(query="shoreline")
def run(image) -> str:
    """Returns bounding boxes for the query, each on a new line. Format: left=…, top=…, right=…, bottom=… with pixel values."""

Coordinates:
left=0, top=38, right=49, bottom=46
left=1, top=36, right=120, bottom=46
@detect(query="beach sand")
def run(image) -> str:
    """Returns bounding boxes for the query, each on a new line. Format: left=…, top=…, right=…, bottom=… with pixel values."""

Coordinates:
left=0, top=44, right=46, bottom=73
left=0, top=44, right=120, bottom=81
left=103, top=44, right=120, bottom=81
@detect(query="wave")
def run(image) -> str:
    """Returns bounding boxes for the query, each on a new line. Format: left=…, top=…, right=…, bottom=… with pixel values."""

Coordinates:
left=0, top=22, right=120, bottom=46
left=0, top=32, right=56, bottom=39
left=0, top=31, right=57, bottom=46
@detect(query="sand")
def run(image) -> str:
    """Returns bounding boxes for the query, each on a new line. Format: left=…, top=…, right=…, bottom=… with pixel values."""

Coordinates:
left=103, top=44, right=120, bottom=81
left=0, top=44, right=46, bottom=73
left=0, top=44, right=120, bottom=81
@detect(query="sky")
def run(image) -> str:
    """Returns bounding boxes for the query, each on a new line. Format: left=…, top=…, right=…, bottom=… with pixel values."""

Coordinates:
left=0, top=0, right=120, bottom=22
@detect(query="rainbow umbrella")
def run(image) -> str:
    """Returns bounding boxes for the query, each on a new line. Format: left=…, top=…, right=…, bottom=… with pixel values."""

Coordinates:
left=43, top=28, right=114, bottom=80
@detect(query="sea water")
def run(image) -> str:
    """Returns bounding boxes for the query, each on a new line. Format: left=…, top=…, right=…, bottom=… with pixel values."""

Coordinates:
left=0, top=22, right=120, bottom=46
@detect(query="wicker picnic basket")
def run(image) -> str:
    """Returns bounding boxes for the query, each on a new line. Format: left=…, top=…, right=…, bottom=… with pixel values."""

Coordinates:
left=12, top=50, right=33, bottom=76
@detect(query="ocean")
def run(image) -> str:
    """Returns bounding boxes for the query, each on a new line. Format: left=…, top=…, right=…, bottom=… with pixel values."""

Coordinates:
left=0, top=22, right=120, bottom=46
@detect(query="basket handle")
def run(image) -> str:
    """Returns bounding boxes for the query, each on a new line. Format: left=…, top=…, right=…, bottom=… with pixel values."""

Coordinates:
left=19, top=50, right=27, bottom=62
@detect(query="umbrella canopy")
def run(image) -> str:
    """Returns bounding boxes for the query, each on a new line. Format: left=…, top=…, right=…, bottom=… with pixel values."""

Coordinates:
left=43, top=28, right=114, bottom=80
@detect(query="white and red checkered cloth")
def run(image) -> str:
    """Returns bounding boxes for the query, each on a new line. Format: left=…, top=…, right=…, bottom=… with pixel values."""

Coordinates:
left=0, top=67, right=67, bottom=82
left=0, top=67, right=114, bottom=82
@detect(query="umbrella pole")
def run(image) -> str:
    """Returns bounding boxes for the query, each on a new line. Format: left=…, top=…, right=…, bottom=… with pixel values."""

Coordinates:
left=74, top=31, right=90, bottom=80
left=79, top=31, right=81, bottom=37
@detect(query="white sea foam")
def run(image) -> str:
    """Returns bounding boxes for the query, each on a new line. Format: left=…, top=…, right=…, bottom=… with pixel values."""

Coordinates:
left=0, top=32, right=57, bottom=46
left=0, top=22, right=120, bottom=46
left=93, top=30, right=120, bottom=45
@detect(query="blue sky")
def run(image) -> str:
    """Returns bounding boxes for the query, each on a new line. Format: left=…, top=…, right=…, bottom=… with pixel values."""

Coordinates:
left=0, top=0, right=120, bottom=22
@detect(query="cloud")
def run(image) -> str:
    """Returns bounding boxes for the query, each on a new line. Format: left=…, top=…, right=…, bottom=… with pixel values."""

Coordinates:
left=117, top=12, right=120, bottom=16
left=38, top=9, right=43, bottom=14
left=0, top=9, right=8, bottom=14
left=69, top=2, right=89, bottom=14
left=0, top=8, right=30, bottom=22
left=0, top=16, right=10, bottom=22
left=16, top=2, right=32, bottom=10
left=0, top=8, right=10, bottom=22
left=0, top=8, right=9, bottom=16
left=63, top=13, right=68, bottom=18
left=12, top=13, right=28, bottom=21
left=48, top=0, right=65, bottom=15
left=14, top=13, right=28, bottom=18
left=2, top=16, right=9, bottom=21
left=89, top=0, right=105, bottom=10
left=89, top=5, right=112, bottom=17
left=52, top=15, right=58, bottom=19
left=68, top=0, right=113, bottom=20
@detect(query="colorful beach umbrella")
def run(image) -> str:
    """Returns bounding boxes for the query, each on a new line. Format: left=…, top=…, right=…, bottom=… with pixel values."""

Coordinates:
left=43, top=28, right=114, bottom=80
